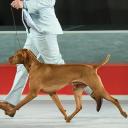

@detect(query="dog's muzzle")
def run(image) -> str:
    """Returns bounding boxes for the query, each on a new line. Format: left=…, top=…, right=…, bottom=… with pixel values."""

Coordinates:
left=8, top=56, right=14, bottom=64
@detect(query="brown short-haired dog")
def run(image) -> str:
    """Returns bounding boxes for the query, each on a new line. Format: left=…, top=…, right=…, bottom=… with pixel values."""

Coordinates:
left=7, top=49, right=127, bottom=122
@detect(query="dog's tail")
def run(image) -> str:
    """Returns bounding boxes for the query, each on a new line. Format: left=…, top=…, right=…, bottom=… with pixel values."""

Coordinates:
left=93, top=54, right=111, bottom=69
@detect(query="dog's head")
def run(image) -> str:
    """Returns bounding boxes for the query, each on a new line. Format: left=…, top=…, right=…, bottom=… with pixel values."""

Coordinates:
left=9, top=49, right=29, bottom=64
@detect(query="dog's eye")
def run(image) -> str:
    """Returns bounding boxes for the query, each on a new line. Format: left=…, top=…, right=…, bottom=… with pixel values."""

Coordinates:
left=18, top=54, right=23, bottom=58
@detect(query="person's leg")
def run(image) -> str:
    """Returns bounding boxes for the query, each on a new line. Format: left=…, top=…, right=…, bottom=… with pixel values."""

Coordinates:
left=5, top=33, right=39, bottom=106
left=31, top=32, right=64, bottom=64
left=43, top=34, right=65, bottom=64
left=5, top=64, right=28, bottom=105
left=84, top=86, right=93, bottom=95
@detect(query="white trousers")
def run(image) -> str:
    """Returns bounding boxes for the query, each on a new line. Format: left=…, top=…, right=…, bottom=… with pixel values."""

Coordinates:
left=5, top=30, right=64, bottom=105
left=5, top=30, right=92, bottom=105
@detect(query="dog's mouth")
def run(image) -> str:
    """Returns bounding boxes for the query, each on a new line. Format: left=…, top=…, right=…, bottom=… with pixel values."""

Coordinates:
left=8, top=56, right=24, bottom=65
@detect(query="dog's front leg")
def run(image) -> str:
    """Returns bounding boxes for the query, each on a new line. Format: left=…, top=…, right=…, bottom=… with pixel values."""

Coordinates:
left=6, top=90, right=38, bottom=117
left=49, top=93, right=68, bottom=121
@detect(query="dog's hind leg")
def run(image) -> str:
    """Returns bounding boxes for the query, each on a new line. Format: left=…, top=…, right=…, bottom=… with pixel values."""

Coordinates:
left=66, top=84, right=84, bottom=123
left=91, top=91, right=103, bottom=112
left=95, top=97, right=103, bottom=112
left=49, top=93, right=68, bottom=121
left=102, top=91, right=127, bottom=118
left=91, top=94, right=102, bottom=112
left=84, top=86, right=103, bottom=112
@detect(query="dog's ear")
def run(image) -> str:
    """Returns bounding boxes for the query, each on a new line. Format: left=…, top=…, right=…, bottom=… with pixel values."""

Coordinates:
left=22, top=50, right=29, bottom=59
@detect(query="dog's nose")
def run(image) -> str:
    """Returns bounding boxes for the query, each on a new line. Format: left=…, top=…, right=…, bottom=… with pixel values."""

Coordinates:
left=9, top=56, right=14, bottom=63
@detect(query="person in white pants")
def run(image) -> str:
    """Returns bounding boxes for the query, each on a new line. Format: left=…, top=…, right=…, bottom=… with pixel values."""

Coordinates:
left=0, top=0, right=94, bottom=116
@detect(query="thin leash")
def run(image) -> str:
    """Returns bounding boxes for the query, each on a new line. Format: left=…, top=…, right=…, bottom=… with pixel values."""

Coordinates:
left=10, top=5, right=38, bottom=62
left=10, top=6, right=22, bottom=49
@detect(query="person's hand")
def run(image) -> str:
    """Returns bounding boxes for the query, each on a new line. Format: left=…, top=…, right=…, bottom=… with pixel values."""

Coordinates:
left=11, top=0, right=23, bottom=10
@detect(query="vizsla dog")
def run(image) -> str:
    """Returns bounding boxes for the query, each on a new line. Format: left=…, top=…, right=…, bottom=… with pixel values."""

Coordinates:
left=7, top=49, right=127, bottom=122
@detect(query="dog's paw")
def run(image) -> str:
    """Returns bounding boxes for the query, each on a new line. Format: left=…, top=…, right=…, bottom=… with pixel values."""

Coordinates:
left=64, top=116, right=68, bottom=121
left=121, top=111, right=127, bottom=118
left=5, top=109, right=16, bottom=117
left=66, top=116, right=72, bottom=123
